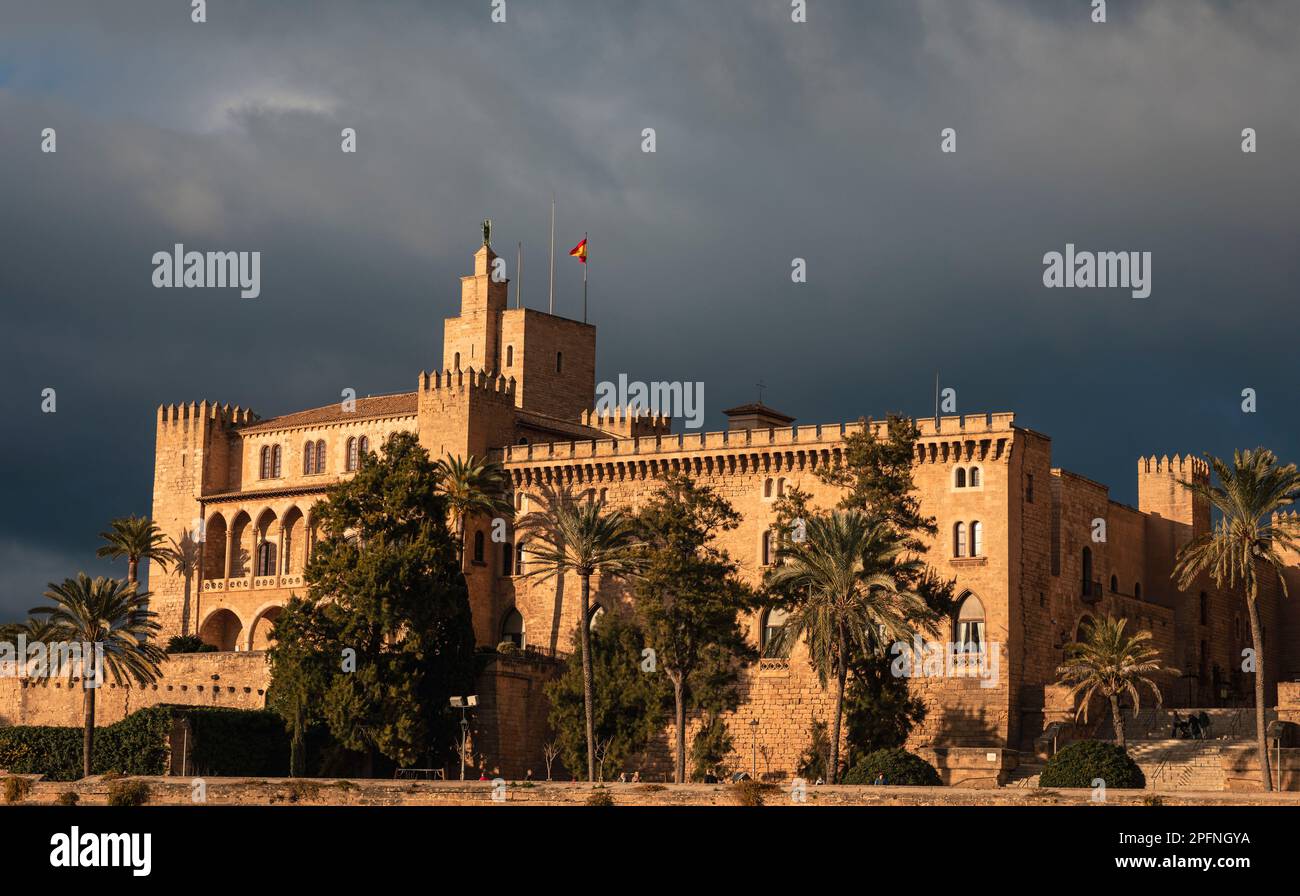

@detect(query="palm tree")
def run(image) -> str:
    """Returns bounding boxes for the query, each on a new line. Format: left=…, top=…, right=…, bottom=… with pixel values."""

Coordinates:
left=1056, top=615, right=1170, bottom=750
left=766, top=510, right=932, bottom=783
left=29, top=574, right=167, bottom=777
left=96, top=516, right=177, bottom=585
left=435, top=455, right=513, bottom=568
left=0, top=616, right=61, bottom=676
left=519, top=490, right=642, bottom=781
left=1172, top=448, right=1300, bottom=790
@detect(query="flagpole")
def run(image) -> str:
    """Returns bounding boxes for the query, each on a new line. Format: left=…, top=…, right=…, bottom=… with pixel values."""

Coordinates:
left=583, top=232, right=588, bottom=323
left=548, top=194, right=555, bottom=315
left=516, top=241, right=522, bottom=308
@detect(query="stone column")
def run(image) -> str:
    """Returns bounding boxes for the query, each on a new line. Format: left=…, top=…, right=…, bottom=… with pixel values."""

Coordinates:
left=224, top=527, right=234, bottom=580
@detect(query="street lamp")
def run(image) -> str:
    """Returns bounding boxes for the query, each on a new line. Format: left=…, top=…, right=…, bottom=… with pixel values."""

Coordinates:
left=450, top=695, right=479, bottom=781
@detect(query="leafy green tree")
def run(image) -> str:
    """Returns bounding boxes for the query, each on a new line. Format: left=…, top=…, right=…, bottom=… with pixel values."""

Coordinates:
left=544, top=613, right=669, bottom=780
left=633, top=472, right=756, bottom=782
left=96, top=516, right=177, bottom=585
left=435, top=454, right=512, bottom=568
left=521, top=489, right=642, bottom=781
left=796, top=720, right=830, bottom=782
left=766, top=511, right=932, bottom=783
left=267, top=431, right=476, bottom=774
left=689, top=713, right=734, bottom=781
left=1055, top=615, right=1170, bottom=750
left=816, top=415, right=956, bottom=620
left=1172, top=448, right=1300, bottom=791
left=30, top=575, right=166, bottom=777
left=843, top=652, right=928, bottom=763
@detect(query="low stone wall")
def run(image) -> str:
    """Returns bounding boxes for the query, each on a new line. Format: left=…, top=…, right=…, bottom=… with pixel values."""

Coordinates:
left=1221, top=744, right=1300, bottom=791
left=0, top=652, right=271, bottom=728
left=6, top=776, right=1300, bottom=807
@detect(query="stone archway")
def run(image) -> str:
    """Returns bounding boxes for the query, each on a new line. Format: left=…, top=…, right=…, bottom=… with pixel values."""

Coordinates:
left=199, top=608, right=244, bottom=652
left=248, top=605, right=284, bottom=651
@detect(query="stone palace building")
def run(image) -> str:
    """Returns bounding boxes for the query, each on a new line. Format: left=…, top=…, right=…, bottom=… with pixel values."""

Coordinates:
left=6, top=229, right=1299, bottom=783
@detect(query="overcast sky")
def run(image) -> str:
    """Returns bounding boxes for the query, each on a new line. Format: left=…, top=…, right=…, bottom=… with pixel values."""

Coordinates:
left=0, top=0, right=1297, bottom=619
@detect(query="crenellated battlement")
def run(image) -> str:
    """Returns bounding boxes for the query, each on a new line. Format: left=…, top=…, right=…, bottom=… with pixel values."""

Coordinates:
left=1138, top=453, right=1210, bottom=482
left=418, top=366, right=516, bottom=401
left=581, top=406, right=673, bottom=437
left=495, top=411, right=1019, bottom=467
left=915, top=412, right=1016, bottom=437
left=157, top=401, right=259, bottom=428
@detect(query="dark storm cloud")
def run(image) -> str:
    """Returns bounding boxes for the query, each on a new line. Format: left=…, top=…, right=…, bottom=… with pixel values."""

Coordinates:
left=0, top=0, right=1297, bottom=618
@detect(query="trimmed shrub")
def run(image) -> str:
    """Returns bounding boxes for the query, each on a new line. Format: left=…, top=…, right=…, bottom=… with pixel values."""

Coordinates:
left=0, top=708, right=171, bottom=781
left=729, top=779, right=776, bottom=806
left=188, top=708, right=289, bottom=776
left=585, top=787, right=614, bottom=807
left=842, top=747, right=942, bottom=786
left=3, top=776, right=33, bottom=803
left=0, top=705, right=290, bottom=782
left=1039, top=740, right=1145, bottom=789
left=106, top=779, right=150, bottom=806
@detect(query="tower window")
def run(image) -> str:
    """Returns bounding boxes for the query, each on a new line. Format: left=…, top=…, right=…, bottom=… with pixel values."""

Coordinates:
left=955, top=593, right=986, bottom=654
left=555, top=351, right=563, bottom=373
left=346, top=437, right=358, bottom=472
left=315, top=439, right=326, bottom=473
left=955, top=468, right=967, bottom=488
left=506, top=345, right=514, bottom=367
left=473, top=530, right=485, bottom=563
left=303, top=441, right=315, bottom=475
left=761, top=530, right=773, bottom=567
left=454, top=352, right=461, bottom=370
left=502, top=541, right=514, bottom=576
left=970, top=521, right=983, bottom=557
left=969, top=467, right=980, bottom=487
left=954, top=522, right=967, bottom=557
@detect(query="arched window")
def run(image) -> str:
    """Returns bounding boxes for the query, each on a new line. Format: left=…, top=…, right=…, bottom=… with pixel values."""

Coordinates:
left=761, top=530, right=773, bottom=566
left=1110, top=574, right=1119, bottom=593
left=256, top=542, right=277, bottom=577
left=260, top=445, right=271, bottom=479
left=764, top=478, right=774, bottom=498
left=955, top=468, right=967, bottom=488
left=761, top=608, right=790, bottom=658
left=1134, top=582, right=1142, bottom=600
left=970, top=521, right=983, bottom=557
left=955, top=593, right=986, bottom=654
left=506, top=345, right=514, bottom=367
left=454, top=352, right=461, bottom=370
left=953, top=522, right=967, bottom=558
left=969, top=467, right=980, bottom=487
left=555, top=351, right=563, bottom=373
left=303, top=441, right=315, bottom=475
left=502, top=541, right=514, bottom=576
left=272, top=445, right=282, bottom=478
left=1076, top=615, right=1096, bottom=643
left=1081, top=547, right=1093, bottom=597
left=358, top=435, right=369, bottom=458
left=515, top=540, right=526, bottom=576
left=502, top=608, right=525, bottom=648
left=346, top=437, right=358, bottom=471
left=777, top=477, right=786, bottom=497
left=599, top=488, right=608, bottom=504
left=315, top=440, right=326, bottom=473
left=473, top=530, right=485, bottom=563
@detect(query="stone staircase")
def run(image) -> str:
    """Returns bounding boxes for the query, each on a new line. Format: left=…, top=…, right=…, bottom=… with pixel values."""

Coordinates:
left=1096, top=706, right=1270, bottom=792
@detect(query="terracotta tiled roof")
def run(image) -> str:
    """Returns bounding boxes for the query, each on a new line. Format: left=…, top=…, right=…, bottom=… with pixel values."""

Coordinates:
left=240, top=392, right=418, bottom=433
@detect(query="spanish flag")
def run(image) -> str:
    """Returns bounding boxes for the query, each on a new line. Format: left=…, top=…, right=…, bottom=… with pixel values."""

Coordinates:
left=569, top=237, right=588, bottom=264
